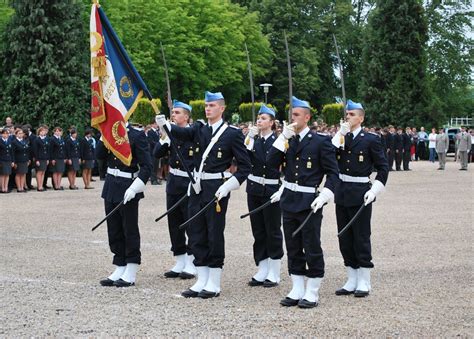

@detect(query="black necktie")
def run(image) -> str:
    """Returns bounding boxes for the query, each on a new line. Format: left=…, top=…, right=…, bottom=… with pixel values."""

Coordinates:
left=345, top=133, right=354, bottom=149
left=294, top=134, right=300, bottom=148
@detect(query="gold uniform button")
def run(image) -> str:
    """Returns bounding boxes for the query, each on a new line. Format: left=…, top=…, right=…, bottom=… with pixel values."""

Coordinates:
left=347, top=160, right=350, bottom=163
left=295, top=180, right=298, bottom=184
left=295, top=173, right=298, bottom=176
left=348, top=151, right=351, bottom=154
left=114, top=157, right=117, bottom=160
left=346, top=168, right=350, bottom=172
left=296, top=157, right=300, bottom=161
left=262, top=174, right=266, bottom=177
left=263, top=165, right=266, bottom=168
left=296, top=165, right=299, bottom=168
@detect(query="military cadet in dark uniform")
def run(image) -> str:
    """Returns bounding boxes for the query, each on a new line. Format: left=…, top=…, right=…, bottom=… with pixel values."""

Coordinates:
left=0, top=128, right=13, bottom=193
left=32, top=125, right=50, bottom=192
left=49, top=127, right=66, bottom=190
left=65, top=129, right=81, bottom=190
left=154, top=100, right=196, bottom=279
left=402, top=127, right=412, bottom=170
left=268, top=96, right=340, bottom=309
left=244, top=104, right=283, bottom=288
left=394, top=127, right=404, bottom=171
left=11, top=128, right=30, bottom=192
left=80, top=129, right=96, bottom=189
left=156, top=91, right=251, bottom=299
left=97, top=124, right=152, bottom=287
left=331, top=100, right=388, bottom=298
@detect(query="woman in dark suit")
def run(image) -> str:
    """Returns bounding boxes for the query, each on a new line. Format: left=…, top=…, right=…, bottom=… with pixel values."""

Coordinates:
left=49, top=127, right=66, bottom=190
left=80, top=128, right=95, bottom=189
left=65, top=129, right=81, bottom=190
left=11, top=128, right=30, bottom=192
left=0, top=128, right=13, bottom=193
left=33, top=125, right=50, bottom=192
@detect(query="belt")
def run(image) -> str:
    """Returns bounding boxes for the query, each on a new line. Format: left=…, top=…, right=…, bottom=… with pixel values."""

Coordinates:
left=193, top=170, right=232, bottom=180
left=339, top=174, right=370, bottom=183
left=169, top=166, right=189, bottom=178
left=283, top=180, right=316, bottom=193
left=248, top=174, right=279, bottom=186
left=107, top=167, right=138, bottom=179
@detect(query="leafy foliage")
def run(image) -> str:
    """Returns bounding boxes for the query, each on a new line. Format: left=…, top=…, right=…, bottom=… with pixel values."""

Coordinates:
left=1, top=0, right=89, bottom=130
left=129, top=98, right=162, bottom=126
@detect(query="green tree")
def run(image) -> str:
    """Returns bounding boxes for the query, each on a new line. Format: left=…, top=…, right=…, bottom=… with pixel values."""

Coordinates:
left=1, top=0, right=89, bottom=129
left=0, top=2, right=14, bottom=51
left=95, top=0, right=271, bottom=114
left=244, top=0, right=354, bottom=118
left=425, top=1, right=473, bottom=121
left=360, top=0, right=431, bottom=127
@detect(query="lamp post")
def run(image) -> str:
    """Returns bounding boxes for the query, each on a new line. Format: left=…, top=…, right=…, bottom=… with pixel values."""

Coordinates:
left=259, top=83, right=272, bottom=104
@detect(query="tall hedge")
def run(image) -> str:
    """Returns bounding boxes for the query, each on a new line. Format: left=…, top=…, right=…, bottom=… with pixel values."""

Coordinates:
left=189, top=100, right=206, bottom=121
left=238, top=102, right=277, bottom=122
left=1, top=0, right=89, bottom=130
left=129, top=98, right=162, bottom=126
left=322, top=103, right=343, bottom=125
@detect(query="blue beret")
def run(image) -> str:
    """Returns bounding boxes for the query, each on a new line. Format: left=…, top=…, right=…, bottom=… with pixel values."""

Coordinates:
left=205, top=91, right=224, bottom=102
left=172, top=99, right=192, bottom=112
left=346, top=99, right=364, bottom=110
left=292, top=96, right=310, bottom=109
left=258, top=104, right=275, bottom=117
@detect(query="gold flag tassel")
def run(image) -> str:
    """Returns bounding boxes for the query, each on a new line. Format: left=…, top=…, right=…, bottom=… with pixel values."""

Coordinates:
left=216, top=200, right=221, bottom=213
left=92, top=56, right=107, bottom=77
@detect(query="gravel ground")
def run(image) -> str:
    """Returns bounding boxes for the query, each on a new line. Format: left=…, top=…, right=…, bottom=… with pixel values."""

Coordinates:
left=0, top=159, right=472, bottom=337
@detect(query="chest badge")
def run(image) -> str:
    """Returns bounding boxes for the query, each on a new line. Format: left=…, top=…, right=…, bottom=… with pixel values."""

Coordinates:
left=189, top=149, right=193, bottom=156
left=307, top=160, right=312, bottom=169
left=359, top=155, right=364, bottom=162
left=217, top=151, right=222, bottom=159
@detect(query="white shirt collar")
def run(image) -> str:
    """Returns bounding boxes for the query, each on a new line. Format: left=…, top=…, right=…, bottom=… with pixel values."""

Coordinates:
left=208, top=119, right=223, bottom=134
left=298, top=127, right=310, bottom=140
left=351, top=126, right=362, bottom=138
left=260, top=130, right=273, bottom=140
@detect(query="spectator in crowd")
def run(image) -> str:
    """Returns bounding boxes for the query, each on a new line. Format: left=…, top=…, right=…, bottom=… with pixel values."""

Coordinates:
left=428, top=128, right=437, bottom=163
left=435, top=128, right=449, bottom=170
left=24, top=124, right=36, bottom=190
left=0, top=128, right=13, bottom=193
left=403, top=127, right=412, bottom=170
left=50, top=127, right=66, bottom=190
left=417, top=127, right=428, bottom=160
left=394, top=127, right=403, bottom=171
left=456, top=126, right=471, bottom=171
left=411, top=127, right=418, bottom=160
left=386, top=125, right=395, bottom=171
left=4, top=117, right=13, bottom=128
left=80, top=128, right=95, bottom=189
left=65, top=129, right=81, bottom=190
left=11, top=127, right=30, bottom=192
left=33, top=125, right=50, bottom=192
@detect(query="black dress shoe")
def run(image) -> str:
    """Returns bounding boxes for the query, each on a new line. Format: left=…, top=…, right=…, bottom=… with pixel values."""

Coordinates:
left=179, top=271, right=195, bottom=279
left=335, top=288, right=355, bottom=296
left=164, top=270, right=180, bottom=278
left=298, top=299, right=318, bottom=308
left=198, top=289, right=220, bottom=299
left=248, top=278, right=264, bottom=287
left=280, top=297, right=299, bottom=307
left=263, top=279, right=278, bottom=288
left=181, top=289, right=200, bottom=298
left=100, top=278, right=115, bottom=286
left=354, top=290, right=369, bottom=297
left=113, top=278, right=135, bottom=287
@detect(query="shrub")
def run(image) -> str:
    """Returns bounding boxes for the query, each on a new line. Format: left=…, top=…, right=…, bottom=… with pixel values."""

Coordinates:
left=130, top=98, right=162, bottom=125
left=322, top=103, right=343, bottom=125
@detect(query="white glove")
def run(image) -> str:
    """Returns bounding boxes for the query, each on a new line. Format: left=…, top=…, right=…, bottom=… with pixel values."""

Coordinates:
left=155, top=114, right=171, bottom=132
left=364, top=180, right=385, bottom=206
left=215, top=176, right=240, bottom=201
left=270, top=183, right=285, bottom=203
left=248, top=125, right=259, bottom=139
left=159, top=134, right=170, bottom=146
left=282, top=122, right=297, bottom=139
left=123, top=178, right=146, bottom=204
left=339, top=122, right=351, bottom=136
left=310, top=187, right=334, bottom=213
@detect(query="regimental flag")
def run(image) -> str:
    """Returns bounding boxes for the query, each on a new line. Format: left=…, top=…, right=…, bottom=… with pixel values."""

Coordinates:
left=90, top=2, right=153, bottom=166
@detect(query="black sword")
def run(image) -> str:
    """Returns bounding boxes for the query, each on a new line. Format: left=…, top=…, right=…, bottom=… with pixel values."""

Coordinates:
left=240, top=200, right=272, bottom=219
left=178, top=197, right=218, bottom=230
left=154, top=193, right=188, bottom=222
left=337, top=203, right=367, bottom=238
left=92, top=200, right=124, bottom=232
